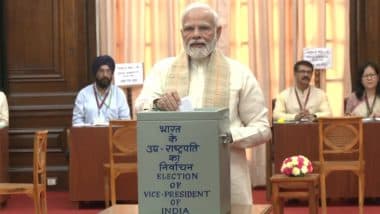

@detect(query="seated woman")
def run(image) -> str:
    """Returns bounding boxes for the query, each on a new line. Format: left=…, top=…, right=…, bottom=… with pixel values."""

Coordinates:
left=345, top=62, right=380, bottom=117
left=0, top=91, right=8, bottom=127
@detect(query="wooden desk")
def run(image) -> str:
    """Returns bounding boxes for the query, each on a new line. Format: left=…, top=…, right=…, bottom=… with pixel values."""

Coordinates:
left=69, top=127, right=137, bottom=202
left=99, top=204, right=272, bottom=214
left=0, top=128, right=8, bottom=205
left=272, top=121, right=380, bottom=198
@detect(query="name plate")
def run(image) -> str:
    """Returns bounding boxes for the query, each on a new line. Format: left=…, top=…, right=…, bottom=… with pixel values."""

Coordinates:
left=137, top=108, right=231, bottom=214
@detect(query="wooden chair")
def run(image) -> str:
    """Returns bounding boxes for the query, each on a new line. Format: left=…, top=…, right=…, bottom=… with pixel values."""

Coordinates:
left=104, top=120, right=137, bottom=207
left=0, top=130, right=48, bottom=214
left=271, top=173, right=320, bottom=214
left=65, top=128, right=71, bottom=162
left=318, top=117, right=364, bottom=214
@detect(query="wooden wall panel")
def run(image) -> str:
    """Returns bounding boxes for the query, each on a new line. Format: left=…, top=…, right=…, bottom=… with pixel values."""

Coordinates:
left=350, top=0, right=380, bottom=88
left=6, top=0, right=89, bottom=93
left=3, top=0, right=96, bottom=190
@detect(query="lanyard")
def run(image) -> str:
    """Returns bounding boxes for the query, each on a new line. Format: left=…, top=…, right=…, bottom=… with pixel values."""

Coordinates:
left=295, top=87, right=311, bottom=111
left=364, top=92, right=376, bottom=117
left=93, top=85, right=110, bottom=114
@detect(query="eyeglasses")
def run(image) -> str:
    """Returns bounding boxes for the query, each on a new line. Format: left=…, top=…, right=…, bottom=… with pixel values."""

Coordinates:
left=362, top=73, right=378, bottom=79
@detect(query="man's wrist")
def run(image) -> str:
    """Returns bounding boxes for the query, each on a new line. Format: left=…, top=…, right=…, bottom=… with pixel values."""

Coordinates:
left=222, top=131, right=233, bottom=144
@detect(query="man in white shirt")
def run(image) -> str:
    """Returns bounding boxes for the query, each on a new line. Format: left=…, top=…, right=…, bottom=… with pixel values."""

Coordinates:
left=0, top=91, right=8, bottom=127
left=273, top=60, right=332, bottom=121
left=135, top=2, right=271, bottom=205
left=72, top=55, right=130, bottom=125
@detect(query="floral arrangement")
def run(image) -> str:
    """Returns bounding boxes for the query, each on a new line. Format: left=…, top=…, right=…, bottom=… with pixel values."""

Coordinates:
left=280, top=155, right=313, bottom=177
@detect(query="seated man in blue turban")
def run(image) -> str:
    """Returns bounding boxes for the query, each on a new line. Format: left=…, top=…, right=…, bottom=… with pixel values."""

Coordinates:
left=72, top=55, right=130, bottom=126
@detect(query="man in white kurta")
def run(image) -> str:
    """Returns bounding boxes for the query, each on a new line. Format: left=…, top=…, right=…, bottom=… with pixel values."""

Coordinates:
left=0, top=91, right=9, bottom=127
left=135, top=3, right=271, bottom=205
left=72, top=55, right=130, bottom=126
left=273, top=86, right=331, bottom=121
left=273, top=60, right=331, bottom=121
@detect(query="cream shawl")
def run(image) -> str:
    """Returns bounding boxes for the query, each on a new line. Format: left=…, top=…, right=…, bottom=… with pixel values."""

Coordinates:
left=165, top=49, right=230, bottom=108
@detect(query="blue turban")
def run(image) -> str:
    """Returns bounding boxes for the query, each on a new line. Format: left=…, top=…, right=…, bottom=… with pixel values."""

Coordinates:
left=91, top=55, right=116, bottom=76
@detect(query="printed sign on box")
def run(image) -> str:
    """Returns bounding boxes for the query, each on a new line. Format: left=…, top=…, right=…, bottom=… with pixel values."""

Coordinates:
left=137, top=109, right=231, bottom=214
left=114, top=63, right=144, bottom=86
left=303, top=48, right=332, bottom=69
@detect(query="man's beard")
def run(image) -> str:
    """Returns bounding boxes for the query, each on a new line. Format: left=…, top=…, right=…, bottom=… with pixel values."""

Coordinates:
left=96, top=77, right=111, bottom=89
left=184, top=36, right=217, bottom=59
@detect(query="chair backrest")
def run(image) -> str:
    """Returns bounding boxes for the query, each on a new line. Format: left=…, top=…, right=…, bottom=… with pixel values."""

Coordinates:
left=108, top=120, right=137, bottom=165
left=33, top=130, right=48, bottom=190
left=318, top=117, right=363, bottom=163
left=66, top=128, right=71, bottom=151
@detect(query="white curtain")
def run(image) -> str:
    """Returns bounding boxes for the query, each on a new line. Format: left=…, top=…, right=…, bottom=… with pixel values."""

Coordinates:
left=97, top=0, right=350, bottom=187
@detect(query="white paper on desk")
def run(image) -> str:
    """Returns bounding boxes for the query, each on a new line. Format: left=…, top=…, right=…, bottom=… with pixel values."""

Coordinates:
left=72, top=123, right=92, bottom=127
left=92, top=121, right=109, bottom=126
left=179, top=96, right=194, bottom=112
left=362, top=118, right=374, bottom=122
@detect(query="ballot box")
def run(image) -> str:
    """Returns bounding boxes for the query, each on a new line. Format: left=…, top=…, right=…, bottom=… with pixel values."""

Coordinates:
left=137, top=108, right=231, bottom=214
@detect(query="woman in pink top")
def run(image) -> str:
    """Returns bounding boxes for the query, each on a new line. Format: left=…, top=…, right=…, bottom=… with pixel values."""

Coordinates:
left=345, top=62, right=380, bottom=118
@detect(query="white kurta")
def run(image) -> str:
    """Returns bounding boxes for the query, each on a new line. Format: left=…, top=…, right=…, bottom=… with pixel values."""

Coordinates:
left=135, top=56, right=271, bottom=205
left=273, top=86, right=332, bottom=121
left=0, top=91, right=9, bottom=127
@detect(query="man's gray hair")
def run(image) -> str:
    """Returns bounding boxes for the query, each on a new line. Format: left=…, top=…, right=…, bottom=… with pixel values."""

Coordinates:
left=181, top=2, right=219, bottom=26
